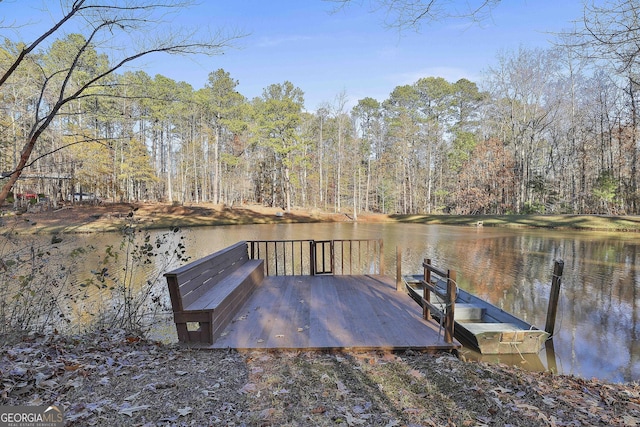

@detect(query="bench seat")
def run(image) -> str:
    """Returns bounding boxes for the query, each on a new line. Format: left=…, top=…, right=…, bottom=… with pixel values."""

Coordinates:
left=185, top=260, right=263, bottom=311
left=165, top=242, right=264, bottom=344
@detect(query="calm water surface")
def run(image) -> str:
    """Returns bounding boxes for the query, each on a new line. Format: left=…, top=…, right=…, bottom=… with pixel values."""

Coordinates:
left=30, top=222, right=640, bottom=383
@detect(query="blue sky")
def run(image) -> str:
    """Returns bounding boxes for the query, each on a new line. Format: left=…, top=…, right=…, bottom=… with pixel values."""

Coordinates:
left=151, top=0, right=586, bottom=110
left=7, top=1, right=587, bottom=111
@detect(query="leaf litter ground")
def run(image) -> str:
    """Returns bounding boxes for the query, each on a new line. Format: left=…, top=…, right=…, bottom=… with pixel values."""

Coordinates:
left=2, top=330, right=640, bottom=426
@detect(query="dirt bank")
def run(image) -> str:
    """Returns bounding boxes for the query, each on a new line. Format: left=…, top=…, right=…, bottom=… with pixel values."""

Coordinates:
left=1, top=202, right=391, bottom=234
left=3, top=201, right=639, bottom=234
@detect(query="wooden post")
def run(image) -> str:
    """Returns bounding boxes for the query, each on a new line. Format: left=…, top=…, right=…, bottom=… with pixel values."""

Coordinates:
left=379, top=239, right=384, bottom=275
left=545, top=260, right=564, bottom=336
left=423, top=259, right=432, bottom=320
left=444, top=270, right=457, bottom=344
left=424, top=258, right=431, bottom=284
left=396, top=246, right=402, bottom=291
left=310, top=241, right=316, bottom=276
left=545, top=339, right=559, bottom=374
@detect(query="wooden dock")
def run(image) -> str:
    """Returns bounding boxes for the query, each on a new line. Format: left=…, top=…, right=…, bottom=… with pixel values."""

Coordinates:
left=209, top=274, right=460, bottom=351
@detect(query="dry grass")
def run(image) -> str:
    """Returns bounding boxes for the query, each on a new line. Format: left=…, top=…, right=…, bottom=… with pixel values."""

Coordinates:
left=391, top=213, right=640, bottom=231
left=3, top=202, right=341, bottom=234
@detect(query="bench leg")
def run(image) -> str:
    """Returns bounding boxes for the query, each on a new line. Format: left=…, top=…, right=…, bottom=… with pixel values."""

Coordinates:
left=173, top=311, right=215, bottom=344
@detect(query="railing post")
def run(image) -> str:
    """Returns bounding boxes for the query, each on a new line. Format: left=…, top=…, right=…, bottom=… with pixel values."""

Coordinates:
left=265, top=242, right=270, bottom=276
left=545, top=260, right=564, bottom=336
left=310, top=241, right=316, bottom=276
left=422, top=259, right=432, bottom=320
left=330, top=240, right=335, bottom=275
left=444, top=269, right=456, bottom=344
left=396, top=246, right=402, bottom=291
left=379, top=239, right=384, bottom=275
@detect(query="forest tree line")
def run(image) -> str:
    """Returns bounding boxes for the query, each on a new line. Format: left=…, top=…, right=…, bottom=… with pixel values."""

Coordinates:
left=2, top=2, right=640, bottom=216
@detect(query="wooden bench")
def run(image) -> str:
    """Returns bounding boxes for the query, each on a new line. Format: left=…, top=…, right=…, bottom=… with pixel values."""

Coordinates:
left=164, top=241, right=264, bottom=344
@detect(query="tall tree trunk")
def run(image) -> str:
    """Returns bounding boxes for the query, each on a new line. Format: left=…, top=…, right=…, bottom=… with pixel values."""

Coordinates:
left=630, top=77, right=638, bottom=213
left=0, top=136, right=37, bottom=204
left=213, top=125, right=220, bottom=205
left=284, top=162, right=291, bottom=212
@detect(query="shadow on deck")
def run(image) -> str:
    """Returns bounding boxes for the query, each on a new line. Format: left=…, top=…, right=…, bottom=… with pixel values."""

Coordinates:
left=207, top=274, right=460, bottom=352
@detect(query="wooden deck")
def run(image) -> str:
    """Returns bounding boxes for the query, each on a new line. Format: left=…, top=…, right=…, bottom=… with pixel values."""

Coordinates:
left=208, top=274, right=461, bottom=351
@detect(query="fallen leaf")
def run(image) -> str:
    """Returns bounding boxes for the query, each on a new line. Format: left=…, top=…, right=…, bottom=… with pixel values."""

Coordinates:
left=64, top=364, right=82, bottom=371
left=260, top=408, right=276, bottom=419
left=408, top=369, right=424, bottom=379
left=239, top=383, right=257, bottom=394
left=118, top=405, right=150, bottom=417
left=515, top=403, right=540, bottom=412
left=124, top=391, right=140, bottom=401
left=36, top=379, right=58, bottom=389
left=622, top=414, right=640, bottom=426
left=344, top=411, right=365, bottom=425
left=177, top=406, right=192, bottom=417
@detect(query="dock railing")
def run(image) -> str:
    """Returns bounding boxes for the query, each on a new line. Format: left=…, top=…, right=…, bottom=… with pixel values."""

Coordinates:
left=406, top=258, right=457, bottom=344
left=247, top=239, right=383, bottom=277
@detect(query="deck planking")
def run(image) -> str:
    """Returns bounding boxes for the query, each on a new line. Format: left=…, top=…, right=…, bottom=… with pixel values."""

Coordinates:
left=209, top=274, right=460, bottom=351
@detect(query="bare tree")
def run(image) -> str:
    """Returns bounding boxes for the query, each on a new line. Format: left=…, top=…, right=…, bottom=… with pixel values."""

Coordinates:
left=572, top=0, right=640, bottom=79
left=327, top=0, right=501, bottom=30
left=0, top=0, right=242, bottom=205
left=484, top=47, right=561, bottom=212
left=565, top=0, right=640, bottom=212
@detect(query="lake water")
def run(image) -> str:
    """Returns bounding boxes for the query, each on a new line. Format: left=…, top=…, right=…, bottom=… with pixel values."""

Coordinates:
left=9, top=222, right=639, bottom=383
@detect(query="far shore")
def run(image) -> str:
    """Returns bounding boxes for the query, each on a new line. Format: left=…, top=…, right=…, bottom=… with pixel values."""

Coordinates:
left=2, top=201, right=640, bottom=233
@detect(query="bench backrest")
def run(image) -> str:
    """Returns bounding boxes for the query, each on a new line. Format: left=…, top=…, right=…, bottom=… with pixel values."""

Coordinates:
left=164, top=241, right=250, bottom=311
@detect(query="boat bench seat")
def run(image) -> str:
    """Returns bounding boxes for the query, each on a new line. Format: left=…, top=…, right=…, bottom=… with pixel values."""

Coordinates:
left=463, top=322, right=524, bottom=334
left=434, top=303, right=485, bottom=321
left=164, top=241, right=264, bottom=344
left=452, top=303, right=485, bottom=321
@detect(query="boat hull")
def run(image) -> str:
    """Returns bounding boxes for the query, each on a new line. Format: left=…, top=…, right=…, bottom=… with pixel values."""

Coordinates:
left=405, top=276, right=549, bottom=354
left=456, top=322, right=549, bottom=355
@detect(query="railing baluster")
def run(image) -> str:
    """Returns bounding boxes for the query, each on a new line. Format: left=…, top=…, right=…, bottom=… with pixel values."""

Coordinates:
left=244, top=239, right=382, bottom=277
left=280, top=241, right=284, bottom=276
left=266, top=242, right=270, bottom=276
left=310, top=241, right=315, bottom=276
